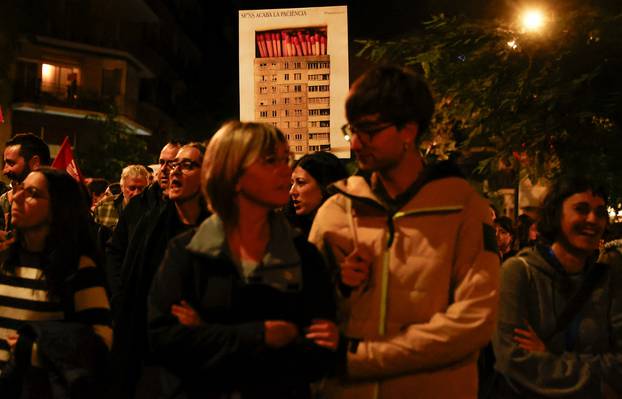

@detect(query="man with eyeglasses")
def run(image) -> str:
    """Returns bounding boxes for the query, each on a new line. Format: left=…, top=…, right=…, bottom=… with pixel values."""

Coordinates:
left=309, top=65, right=499, bottom=398
left=109, top=143, right=209, bottom=399
left=1, top=133, right=50, bottom=231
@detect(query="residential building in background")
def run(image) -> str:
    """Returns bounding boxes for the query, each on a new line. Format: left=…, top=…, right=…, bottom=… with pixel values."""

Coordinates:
left=1, top=0, right=205, bottom=170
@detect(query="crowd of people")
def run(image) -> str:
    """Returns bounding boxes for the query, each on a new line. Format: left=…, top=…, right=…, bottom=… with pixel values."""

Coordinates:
left=0, top=64, right=620, bottom=399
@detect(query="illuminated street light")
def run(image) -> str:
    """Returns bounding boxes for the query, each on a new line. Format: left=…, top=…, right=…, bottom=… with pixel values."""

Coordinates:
left=507, top=39, right=518, bottom=49
left=520, top=8, right=546, bottom=32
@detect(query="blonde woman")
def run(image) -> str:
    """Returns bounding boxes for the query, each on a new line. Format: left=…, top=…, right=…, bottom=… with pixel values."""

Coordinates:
left=148, top=121, right=338, bottom=399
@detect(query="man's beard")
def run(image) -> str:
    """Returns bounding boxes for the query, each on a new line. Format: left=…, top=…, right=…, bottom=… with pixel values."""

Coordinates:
left=6, top=169, right=30, bottom=184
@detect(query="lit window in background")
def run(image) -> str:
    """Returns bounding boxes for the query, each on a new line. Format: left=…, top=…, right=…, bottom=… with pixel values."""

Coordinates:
left=41, top=63, right=58, bottom=85
left=40, top=63, right=80, bottom=96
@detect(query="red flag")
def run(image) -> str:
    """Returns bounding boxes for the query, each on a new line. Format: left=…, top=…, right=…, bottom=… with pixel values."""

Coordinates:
left=51, top=136, right=83, bottom=182
left=0, top=105, right=4, bottom=124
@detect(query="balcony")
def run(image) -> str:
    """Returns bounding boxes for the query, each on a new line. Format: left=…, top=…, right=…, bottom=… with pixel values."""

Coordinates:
left=12, top=81, right=153, bottom=136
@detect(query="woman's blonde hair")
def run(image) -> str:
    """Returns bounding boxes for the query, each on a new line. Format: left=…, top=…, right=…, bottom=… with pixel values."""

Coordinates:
left=202, top=120, right=287, bottom=228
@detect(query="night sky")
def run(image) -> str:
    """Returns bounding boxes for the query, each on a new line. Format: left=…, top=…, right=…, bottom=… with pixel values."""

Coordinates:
left=174, top=0, right=502, bottom=138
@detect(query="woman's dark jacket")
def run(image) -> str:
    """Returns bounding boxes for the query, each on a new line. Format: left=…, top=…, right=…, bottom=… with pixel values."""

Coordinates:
left=109, top=199, right=208, bottom=397
left=147, top=213, right=337, bottom=399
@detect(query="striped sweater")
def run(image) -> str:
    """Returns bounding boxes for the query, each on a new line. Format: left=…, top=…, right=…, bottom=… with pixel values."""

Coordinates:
left=0, top=255, right=112, bottom=369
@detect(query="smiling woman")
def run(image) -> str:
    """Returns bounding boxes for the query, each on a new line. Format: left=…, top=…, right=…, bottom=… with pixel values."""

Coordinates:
left=492, top=175, right=622, bottom=398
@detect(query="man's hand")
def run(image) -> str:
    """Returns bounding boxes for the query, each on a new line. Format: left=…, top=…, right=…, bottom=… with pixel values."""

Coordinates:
left=171, top=300, right=202, bottom=327
left=305, top=319, right=339, bottom=351
left=264, top=320, right=299, bottom=348
left=340, top=246, right=373, bottom=288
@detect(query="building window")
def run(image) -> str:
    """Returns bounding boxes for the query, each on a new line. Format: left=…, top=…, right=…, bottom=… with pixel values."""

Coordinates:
left=284, top=73, right=289, bottom=81
left=40, top=63, right=81, bottom=97
left=309, top=109, right=330, bottom=116
left=15, top=61, right=39, bottom=96
left=294, top=73, right=301, bottom=80
left=260, top=111, right=268, bottom=117
left=101, top=68, right=122, bottom=97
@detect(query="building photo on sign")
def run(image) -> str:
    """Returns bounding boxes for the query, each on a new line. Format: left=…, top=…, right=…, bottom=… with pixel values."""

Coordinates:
left=239, top=6, right=349, bottom=158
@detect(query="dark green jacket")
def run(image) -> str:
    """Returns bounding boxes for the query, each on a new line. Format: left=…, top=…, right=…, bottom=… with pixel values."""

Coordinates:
left=493, top=246, right=622, bottom=397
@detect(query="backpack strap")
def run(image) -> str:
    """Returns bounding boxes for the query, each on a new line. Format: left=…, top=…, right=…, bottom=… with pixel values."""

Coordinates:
left=542, top=262, right=608, bottom=341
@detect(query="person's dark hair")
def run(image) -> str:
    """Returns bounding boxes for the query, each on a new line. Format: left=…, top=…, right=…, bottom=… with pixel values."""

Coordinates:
left=495, top=216, right=515, bottom=238
left=184, top=141, right=206, bottom=158
left=88, top=178, right=109, bottom=197
left=2, top=168, right=98, bottom=301
left=295, top=152, right=348, bottom=200
left=107, top=182, right=121, bottom=196
left=346, top=65, right=434, bottom=134
left=516, top=213, right=535, bottom=248
left=538, top=175, right=608, bottom=244
left=166, top=139, right=183, bottom=147
left=6, top=132, right=51, bottom=165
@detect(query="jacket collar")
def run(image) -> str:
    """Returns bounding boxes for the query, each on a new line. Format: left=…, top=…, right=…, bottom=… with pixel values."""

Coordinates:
left=186, top=212, right=301, bottom=267
left=330, top=161, right=465, bottom=211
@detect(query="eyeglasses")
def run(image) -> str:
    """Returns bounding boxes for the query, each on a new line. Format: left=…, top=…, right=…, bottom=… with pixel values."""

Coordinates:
left=13, top=183, right=49, bottom=201
left=159, top=159, right=176, bottom=168
left=170, top=160, right=201, bottom=173
left=341, top=122, right=395, bottom=142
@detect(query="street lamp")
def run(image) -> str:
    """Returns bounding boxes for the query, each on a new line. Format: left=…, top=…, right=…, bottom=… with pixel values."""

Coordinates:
left=520, top=8, right=546, bottom=32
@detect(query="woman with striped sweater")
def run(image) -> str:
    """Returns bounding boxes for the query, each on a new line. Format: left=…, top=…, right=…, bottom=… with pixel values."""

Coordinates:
left=0, top=167, right=112, bottom=398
